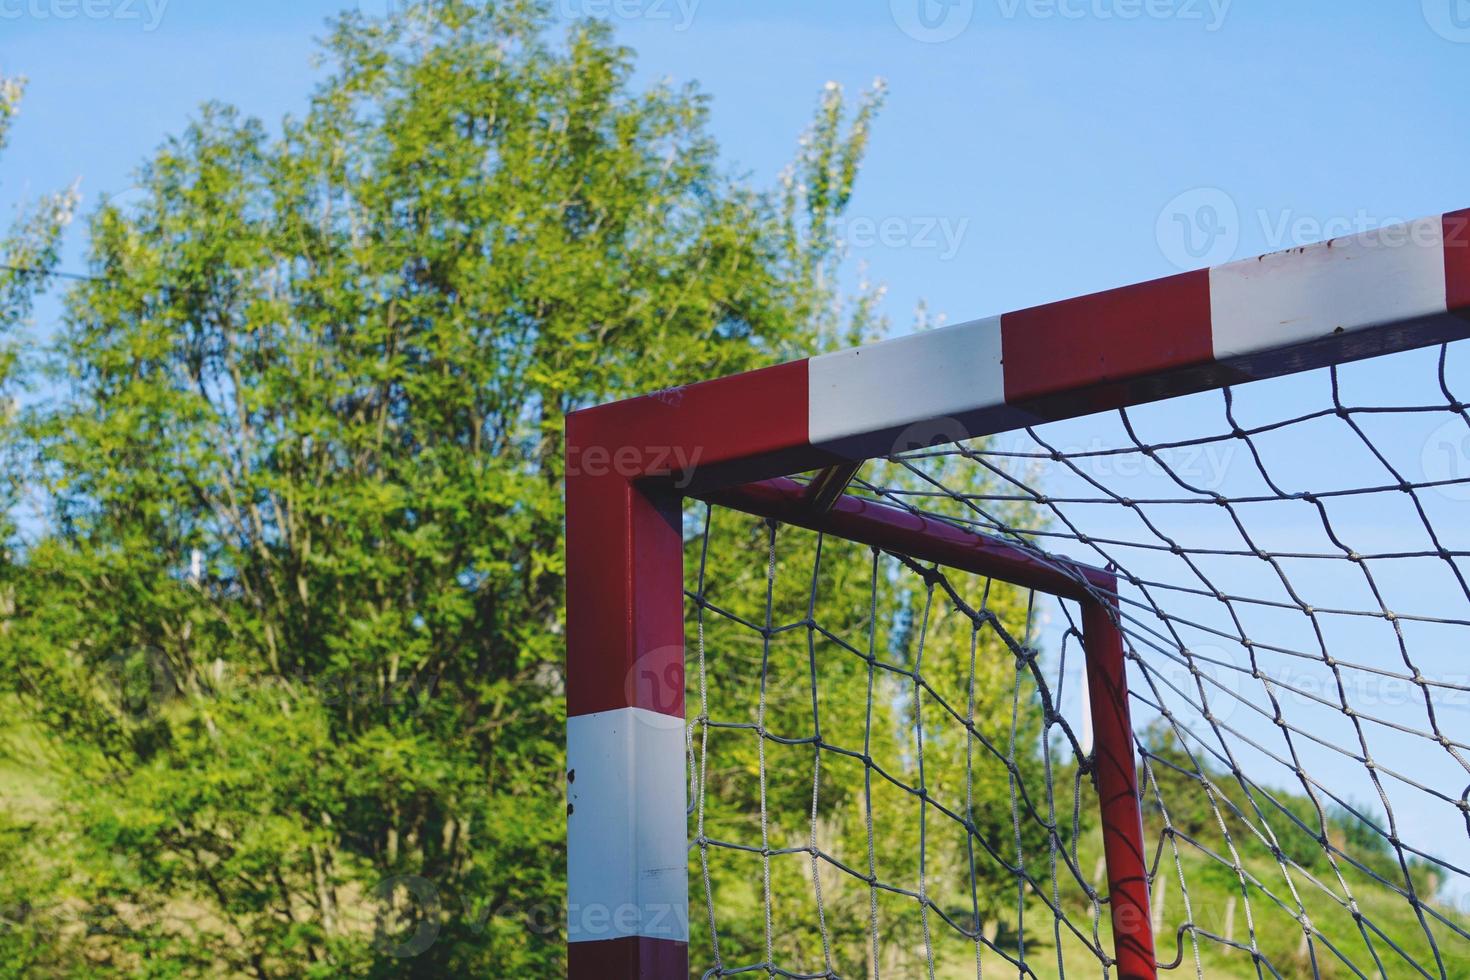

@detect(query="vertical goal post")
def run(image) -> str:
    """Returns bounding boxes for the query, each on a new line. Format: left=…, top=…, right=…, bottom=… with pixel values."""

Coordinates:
left=565, top=208, right=1470, bottom=979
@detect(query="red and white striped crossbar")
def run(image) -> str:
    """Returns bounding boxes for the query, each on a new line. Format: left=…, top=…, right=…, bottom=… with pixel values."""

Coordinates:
left=565, top=209, right=1470, bottom=978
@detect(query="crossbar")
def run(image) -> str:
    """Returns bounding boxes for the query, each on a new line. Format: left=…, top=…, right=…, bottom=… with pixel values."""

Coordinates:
left=565, top=208, right=1470, bottom=978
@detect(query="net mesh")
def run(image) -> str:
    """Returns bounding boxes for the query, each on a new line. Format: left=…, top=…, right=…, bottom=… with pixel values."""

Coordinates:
left=685, top=339, right=1470, bottom=979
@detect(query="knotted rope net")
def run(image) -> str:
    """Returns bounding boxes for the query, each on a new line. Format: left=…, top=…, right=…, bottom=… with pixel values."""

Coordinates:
left=687, top=339, right=1470, bottom=979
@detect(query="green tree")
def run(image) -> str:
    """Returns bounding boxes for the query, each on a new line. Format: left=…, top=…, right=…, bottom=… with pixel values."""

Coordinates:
left=0, top=3, right=889, bottom=976
left=0, top=72, right=85, bottom=979
left=0, top=4, right=1071, bottom=977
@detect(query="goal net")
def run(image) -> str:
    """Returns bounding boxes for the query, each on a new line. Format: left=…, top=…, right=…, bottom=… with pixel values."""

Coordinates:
left=685, top=339, right=1470, bottom=979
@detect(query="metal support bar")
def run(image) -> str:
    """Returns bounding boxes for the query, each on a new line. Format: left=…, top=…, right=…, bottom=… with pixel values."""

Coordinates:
left=1083, top=599, right=1157, bottom=980
left=700, top=476, right=1157, bottom=978
left=802, top=461, right=864, bottom=513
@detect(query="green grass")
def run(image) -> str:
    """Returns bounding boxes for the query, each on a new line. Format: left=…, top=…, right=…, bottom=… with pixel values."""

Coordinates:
left=689, top=834, right=1470, bottom=978
left=940, top=832, right=1470, bottom=980
left=0, top=698, right=56, bottom=822
left=4, top=693, right=1465, bottom=978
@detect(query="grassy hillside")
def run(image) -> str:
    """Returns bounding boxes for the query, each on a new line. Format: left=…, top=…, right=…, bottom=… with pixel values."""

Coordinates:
left=7, top=695, right=1466, bottom=977
left=687, top=722, right=1470, bottom=978
left=0, top=704, right=53, bottom=823
left=964, top=832, right=1470, bottom=980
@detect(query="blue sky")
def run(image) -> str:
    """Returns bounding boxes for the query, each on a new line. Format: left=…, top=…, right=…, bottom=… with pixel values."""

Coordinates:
left=5, top=0, right=1470, bottom=927
left=5, top=1, right=1470, bottom=330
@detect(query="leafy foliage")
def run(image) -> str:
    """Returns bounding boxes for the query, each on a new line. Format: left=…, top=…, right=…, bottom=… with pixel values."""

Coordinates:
left=0, top=7, right=1458, bottom=978
left=0, top=3, right=892, bottom=975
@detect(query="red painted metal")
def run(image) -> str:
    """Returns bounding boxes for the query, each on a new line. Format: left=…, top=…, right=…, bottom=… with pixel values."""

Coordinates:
left=700, top=477, right=1113, bottom=601
left=565, top=423, right=691, bottom=977
left=1001, top=269, right=1214, bottom=411
left=1083, top=599, right=1157, bottom=980
left=564, top=458, right=689, bottom=978
left=568, top=936, right=689, bottom=978
left=565, top=358, right=818, bottom=977
left=565, top=359, right=813, bottom=720
left=566, top=358, right=826, bottom=494
left=564, top=470, right=685, bottom=720
left=1445, top=209, right=1470, bottom=315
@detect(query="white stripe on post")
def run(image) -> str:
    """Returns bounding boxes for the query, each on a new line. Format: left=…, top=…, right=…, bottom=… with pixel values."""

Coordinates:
left=808, top=315, right=1006, bottom=447
left=567, top=707, right=690, bottom=945
left=1210, top=216, right=1449, bottom=363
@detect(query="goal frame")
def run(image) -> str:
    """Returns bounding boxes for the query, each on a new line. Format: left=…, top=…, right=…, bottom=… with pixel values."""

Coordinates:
left=565, top=208, right=1470, bottom=979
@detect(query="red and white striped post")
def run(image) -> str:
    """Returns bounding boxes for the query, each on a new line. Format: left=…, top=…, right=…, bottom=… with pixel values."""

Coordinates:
left=565, top=364, right=812, bottom=978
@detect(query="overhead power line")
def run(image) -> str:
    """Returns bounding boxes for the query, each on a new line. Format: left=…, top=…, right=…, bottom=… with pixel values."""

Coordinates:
left=0, top=262, right=106, bottom=283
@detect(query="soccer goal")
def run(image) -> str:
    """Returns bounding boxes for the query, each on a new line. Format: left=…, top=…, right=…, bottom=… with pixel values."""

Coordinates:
left=566, top=209, right=1470, bottom=979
